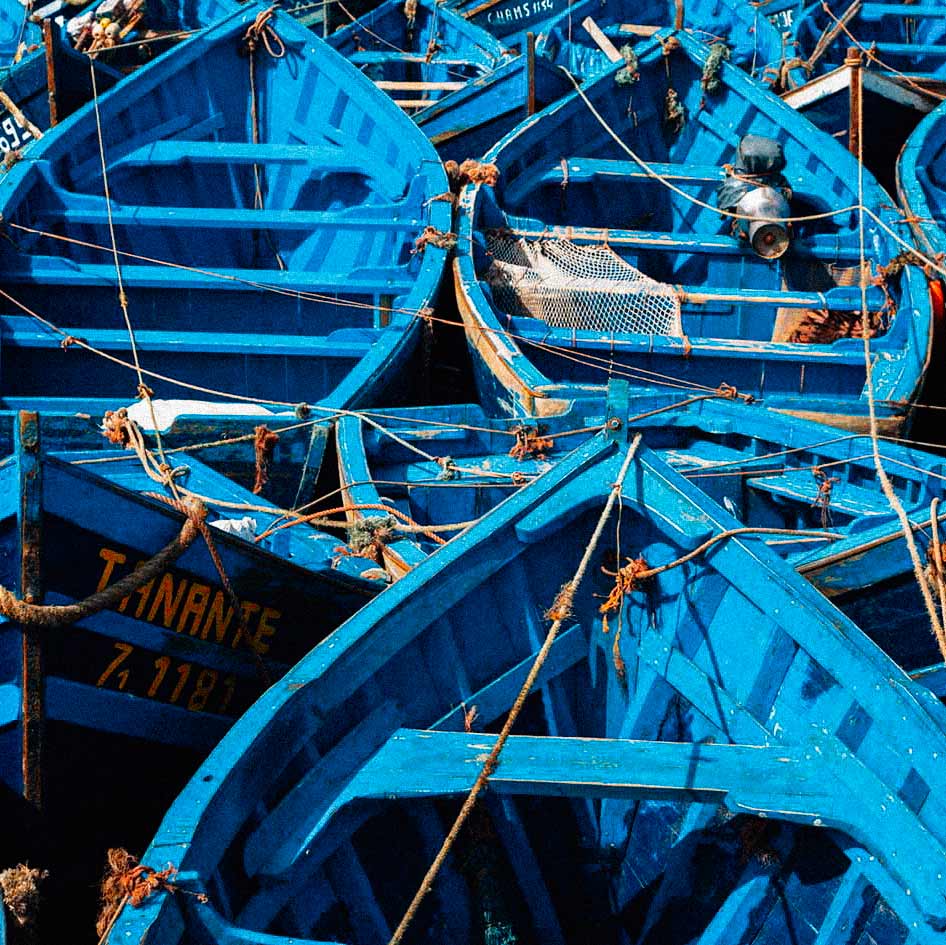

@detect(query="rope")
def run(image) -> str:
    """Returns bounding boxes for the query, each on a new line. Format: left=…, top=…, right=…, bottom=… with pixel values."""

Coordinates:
left=508, top=425, right=554, bottom=461
left=0, top=500, right=205, bottom=627
left=96, top=848, right=206, bottom=945
left=242, top=6, right=287, bottom=271
left=0, top=88, right=40, bottom=141
left=252, top=424, right=279, bottom=495
left=815, top=1, right=946, bottom=103
left=928, top=497, right=946, bottom=655
left=145, top=490, right=272, bottom=683
left=253, top=501, right=450, bottom=545
left=88, top=60, right=178, bottom=498
left=851, top=48, right=946, bottom=655
left=811, top=467, right=840, bottom=528
left=599, top=526, right=845, bottom=620
left=386, top=435, right=642, bottom=945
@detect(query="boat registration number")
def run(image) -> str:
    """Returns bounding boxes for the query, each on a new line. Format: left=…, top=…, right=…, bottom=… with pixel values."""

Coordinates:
left=0, top=110, right=32, bottom=154
left=766, top=9, right=795, bottom=30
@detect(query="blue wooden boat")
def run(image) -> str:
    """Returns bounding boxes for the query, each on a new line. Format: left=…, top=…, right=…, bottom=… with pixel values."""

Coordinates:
left=456, top=28, right=932, bottom=433
left=0, top=0, right=234, bottom=145
left=0, top=0, right=40, bottom=65
left=335, top=393, right=946, bottom=695
left=0, top=411, right=383, bottom=772
left=791, top=1, right=946, bottom=83
left=106, top=425, right=946, bottom=944
left=325, top=0, right=572, bottom=162
left=773, top=3, right=946, bottom=194
left=898, top=97, right=946, bottom=265
left=528, top=0, right=803, bottom=90
left=0, top=407, right=389, bottom=942
left=0, top=3, right=450, bottom=471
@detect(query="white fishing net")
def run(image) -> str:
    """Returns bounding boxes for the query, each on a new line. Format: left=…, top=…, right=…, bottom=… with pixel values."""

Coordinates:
left=485, top=234, right=683, bottom=336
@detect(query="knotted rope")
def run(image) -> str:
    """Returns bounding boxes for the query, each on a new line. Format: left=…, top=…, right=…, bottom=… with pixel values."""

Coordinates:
left=615, top=45, right=639, bottom=86
left=811, top=467, right=840, bottom=528
left=143, top=492, right=271, bottom=681
left=0, top=500, right=206, bottom=628
left=252, top=424, right=279, bottom=495
left=242, top=6, right=286, bottom=269
left=343, top=514, right=398, bottom=564
left=96, top=849, right=206, bottom=944
left=0, top=865, right=47, bottom=932
left=413, top=226, right=457, bottom=254
left=508, top=425, right=553, bottom=462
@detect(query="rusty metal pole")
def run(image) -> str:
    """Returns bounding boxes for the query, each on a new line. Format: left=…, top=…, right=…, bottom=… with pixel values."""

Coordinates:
left=16, top=411, right=44, bottom=810
left=526, top=31, right=536, bottom=116
left=846, top=46, right=863, bottom=158
left=41, top=19, right=59, bottom=127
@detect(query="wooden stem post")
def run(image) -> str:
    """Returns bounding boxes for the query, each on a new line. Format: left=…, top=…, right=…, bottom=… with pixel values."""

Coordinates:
left=16, top=411, right=44, bottom=810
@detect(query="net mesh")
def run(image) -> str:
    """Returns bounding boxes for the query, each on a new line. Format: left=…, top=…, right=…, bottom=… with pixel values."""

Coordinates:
left=485, top=233, right=683, bottom=336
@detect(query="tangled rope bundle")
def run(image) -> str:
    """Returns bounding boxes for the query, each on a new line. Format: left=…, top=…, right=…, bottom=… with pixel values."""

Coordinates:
left=508, top=425, right=554, bottom=462
left=252, top=424, right=279, bottom=495
left=0, top=864, right=47, bottom=931
left=598, top=556, right=651, bottom=636
left=96, top=849, right=206, bottom=941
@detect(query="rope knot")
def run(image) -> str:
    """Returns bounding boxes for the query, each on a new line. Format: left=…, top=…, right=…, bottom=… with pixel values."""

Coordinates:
left=242, top=5, right=284, bottom=58
left=102, top=408, right=133, bottom=446
left=2, top=149, right=23, bottom=170
left=544, top=581, right=575, bottom=622
left=508, top=425, right=554, bottom=462
left=598, top=555, right=650, bottom=634
left=615, top=45, right=639, bottom=86
left=701, top=41, right=731, bottom=94
left=715, top=382, right=753, bottom=403
left=96, top=848, right=206, bottom=940
left=811, top=467, right=840, bottom=528
left=434, top=455, right=459, bottom=480
left=664, top=87, right=685, bottom=135
left=412, top=226, right=457, bottom=255
left=136, top=382, right=155, bottom=401
left=344, top=514, right=398, bottom=565
left=463, top=703, right=479, bottom=732
left=59, top=333, right=88, bottom=350
left=444, top=159, right=500, bottom=197
left=658, top=34, right=681, bottom=56
left=425, top=36, right=441, bottom=63
left=0, top=864, right=48, bottom=931
left=252, top=424, right=279, bottom=495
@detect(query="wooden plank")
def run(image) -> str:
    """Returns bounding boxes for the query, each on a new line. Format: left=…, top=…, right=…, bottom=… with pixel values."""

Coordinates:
left=352, top=729, right=825, bottom=806
left=17, top=411, right=43, bottom=809
left=243, top=700, right=399, bottom=878
left=430, top=624, right=586, bottom=730
left=581, top=16, right=623, bottom=63
left=375, top=80, right=466, bottom=91
left=812, top=866, right=873, bottom=945
left=39, top=202, right=420, bottom=231
left=0, top=260, right=413, bottom=295
left=617, top=23, right=661, bottom=37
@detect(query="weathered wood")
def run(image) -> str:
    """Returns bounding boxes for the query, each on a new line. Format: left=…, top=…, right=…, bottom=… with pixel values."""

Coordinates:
left=581, top=16, right=622, bottom=63
left=375, top=80, right=466, bottom=91
left=17, top=411, right=44, bottom=810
